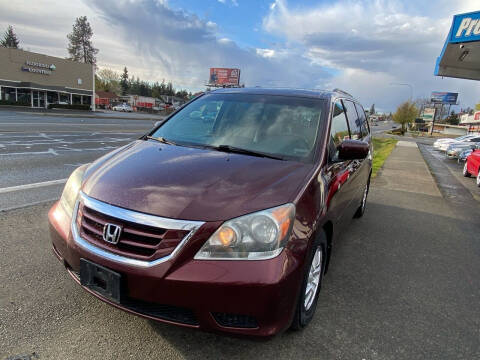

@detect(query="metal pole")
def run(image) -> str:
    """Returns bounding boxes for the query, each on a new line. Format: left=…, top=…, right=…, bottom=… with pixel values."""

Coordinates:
left=15, top=88, right=18, bottom=102
left=92, top=64, right=96, bottom=112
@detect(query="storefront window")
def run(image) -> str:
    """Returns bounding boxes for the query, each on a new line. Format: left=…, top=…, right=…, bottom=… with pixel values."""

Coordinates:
left=72, top=94, right=82, bottom=105
left=47, top=91, right=58, bottom=105
left=17, top=89, right=32, bottom=105
left=1, top=87, right=16, bottom=102
left=59, top=93, right=70, bottom=104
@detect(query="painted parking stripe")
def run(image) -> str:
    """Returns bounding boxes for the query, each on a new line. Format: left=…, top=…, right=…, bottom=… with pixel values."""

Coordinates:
left=0, top=179, right=67, bottom=194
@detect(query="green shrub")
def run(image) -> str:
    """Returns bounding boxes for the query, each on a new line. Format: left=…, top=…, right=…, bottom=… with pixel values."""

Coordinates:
left=48, top=103, right=91, bottom=111
left=0, top=99, right=30, bottom=106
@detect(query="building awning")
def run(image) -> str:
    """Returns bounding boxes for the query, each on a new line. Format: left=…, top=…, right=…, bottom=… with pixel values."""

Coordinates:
left=0, top=80, right=92, bottom=96
left=435, top=11, right=480, bottom=81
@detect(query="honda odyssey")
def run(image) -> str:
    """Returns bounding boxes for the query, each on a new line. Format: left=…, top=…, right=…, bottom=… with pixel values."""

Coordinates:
left=49, top=88, right=372, bottom=337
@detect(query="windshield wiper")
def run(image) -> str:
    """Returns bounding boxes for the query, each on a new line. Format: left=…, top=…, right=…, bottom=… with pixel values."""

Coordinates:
left=212, top=144, right=285, bottom=160
left=146, top=136, right=177, bottom=146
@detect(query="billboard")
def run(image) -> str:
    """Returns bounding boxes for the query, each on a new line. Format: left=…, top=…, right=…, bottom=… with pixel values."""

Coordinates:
left=430, top=91, right=458, bottom=104
left=209, top=68, right=240, bottom=86
left=422, top=108, right=436, bottom=122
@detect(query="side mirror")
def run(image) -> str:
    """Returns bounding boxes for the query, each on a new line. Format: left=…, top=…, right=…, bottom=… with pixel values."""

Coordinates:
left=338, top=139, right=369, bottom=160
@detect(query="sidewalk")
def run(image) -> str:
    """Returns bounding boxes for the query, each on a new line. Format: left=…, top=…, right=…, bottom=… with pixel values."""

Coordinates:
left=321, top=140, right=480, bottom=358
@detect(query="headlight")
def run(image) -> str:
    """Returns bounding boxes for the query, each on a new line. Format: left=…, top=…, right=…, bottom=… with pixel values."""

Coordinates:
left=194, top=204, right=295, bottom=260
left=59, top=164, right=89, bottom=216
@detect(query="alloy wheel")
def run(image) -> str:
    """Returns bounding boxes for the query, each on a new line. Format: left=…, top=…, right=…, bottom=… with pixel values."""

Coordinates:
left=477, top=171, right=480, bottom=187
left=304, top=247, right=322, bottom=311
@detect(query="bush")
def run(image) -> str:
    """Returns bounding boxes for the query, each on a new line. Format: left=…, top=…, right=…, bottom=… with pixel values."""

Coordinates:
left=48, top=103, right=91, bottom=111
left=0, top=99, right=30, bottom=106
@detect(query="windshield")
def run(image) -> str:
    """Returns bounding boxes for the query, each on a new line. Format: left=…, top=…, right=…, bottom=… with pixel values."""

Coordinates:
left=151, top=93, right=324, bottom=162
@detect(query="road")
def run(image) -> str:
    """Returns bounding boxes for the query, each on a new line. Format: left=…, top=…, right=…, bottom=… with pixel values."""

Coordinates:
left=1, top=113, right=480, bottom=359
left=0, top=110, right=155, bottom=211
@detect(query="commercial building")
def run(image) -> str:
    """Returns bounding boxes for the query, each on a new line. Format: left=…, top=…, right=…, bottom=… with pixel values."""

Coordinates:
left=0, top=47, right=93, bottom=108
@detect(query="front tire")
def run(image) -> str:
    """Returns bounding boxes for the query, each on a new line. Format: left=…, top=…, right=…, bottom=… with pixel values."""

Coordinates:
left=290, top=231, right=327, bottom=330
left=463, top=162, right=471, bottom=177
left=477, top=171, right=480, bottom=187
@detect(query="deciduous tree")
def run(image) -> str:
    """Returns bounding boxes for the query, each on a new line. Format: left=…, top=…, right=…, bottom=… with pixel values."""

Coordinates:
left=393, top=101, right=417, bottom=135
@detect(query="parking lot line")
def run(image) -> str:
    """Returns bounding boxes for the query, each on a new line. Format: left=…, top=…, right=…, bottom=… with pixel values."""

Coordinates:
left=0, top=178, right=67, bottom=194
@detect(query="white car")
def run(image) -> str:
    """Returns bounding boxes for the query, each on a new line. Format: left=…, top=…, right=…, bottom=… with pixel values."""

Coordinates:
left=433, top=134, right=477, bottom=151
left=113, top=103, right=133, bottom=112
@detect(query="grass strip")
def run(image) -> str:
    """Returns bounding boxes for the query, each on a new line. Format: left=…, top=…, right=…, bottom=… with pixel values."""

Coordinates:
left=372, top=137, right=397, bottom=178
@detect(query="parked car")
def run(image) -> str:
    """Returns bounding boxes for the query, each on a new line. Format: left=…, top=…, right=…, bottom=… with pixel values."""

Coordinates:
left=463, top=149, right=480, bottom=186
left=458, top=148, right=474, bottom=163
left=48, top=88, right=372, bottom=337
left=113, top=103, right=133, bottom=112
left=436, top=135, right=480, bottom=152
left=446, top=142, right=478, bottom=159
left=433, top=134, right=475, bottom=150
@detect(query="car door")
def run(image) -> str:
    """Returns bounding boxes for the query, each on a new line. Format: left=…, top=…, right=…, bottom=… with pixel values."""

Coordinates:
left=325, top=100, right=355, bottom=226
left=343, top=100, right=369, bottom=213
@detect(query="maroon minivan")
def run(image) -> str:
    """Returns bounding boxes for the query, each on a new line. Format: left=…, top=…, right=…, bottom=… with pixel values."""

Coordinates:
left=49, top=88, right=372, bottom=337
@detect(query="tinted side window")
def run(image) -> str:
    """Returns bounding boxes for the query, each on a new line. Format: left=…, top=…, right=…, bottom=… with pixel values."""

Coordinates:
left=343, top=100, right=361, bottom=140
left=329, top=101, right=350, bottom=161
left=355, top=103, right=369, bottom=137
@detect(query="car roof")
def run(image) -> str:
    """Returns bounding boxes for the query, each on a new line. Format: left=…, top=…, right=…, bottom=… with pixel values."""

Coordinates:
left=209, top=87, right=358, bottom=103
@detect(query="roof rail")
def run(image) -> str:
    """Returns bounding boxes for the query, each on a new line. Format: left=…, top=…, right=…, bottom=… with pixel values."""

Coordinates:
left=332, top=88, right=353, bottom=97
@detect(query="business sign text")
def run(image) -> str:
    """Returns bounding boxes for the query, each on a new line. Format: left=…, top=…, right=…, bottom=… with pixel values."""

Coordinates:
left=430, top=91, right=458, bottom=104
left=21, top=60, right=56, bottom=75
left=450, top=11, right=480, bottom=43
left=209, top=68, right=240, bottom=86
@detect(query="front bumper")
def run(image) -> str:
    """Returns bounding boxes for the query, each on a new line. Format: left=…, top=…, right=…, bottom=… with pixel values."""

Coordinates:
left=48, top=201, right=305, bottom=337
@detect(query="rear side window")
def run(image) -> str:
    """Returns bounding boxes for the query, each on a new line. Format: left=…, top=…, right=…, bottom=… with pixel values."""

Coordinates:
left=355, top=103, right=370, bottom=138
left=343, top=100, right=361, bottom=140
left=328, top=101, right=350, bottom=161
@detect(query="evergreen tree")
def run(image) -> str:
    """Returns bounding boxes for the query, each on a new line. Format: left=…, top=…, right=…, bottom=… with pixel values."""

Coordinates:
left=369, top=104, right=375, bottom=115
left=1, top=25, right=20, bottom=48
left=120, top=67, right=129, bottom=95
left=67, top=16, right=98, bottom=64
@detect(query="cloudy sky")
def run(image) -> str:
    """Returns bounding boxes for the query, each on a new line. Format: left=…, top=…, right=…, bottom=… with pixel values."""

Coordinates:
left=0, top=0, right=479, bottom=111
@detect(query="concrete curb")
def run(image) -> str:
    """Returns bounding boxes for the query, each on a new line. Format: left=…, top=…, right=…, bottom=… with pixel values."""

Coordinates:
left=16, top=111, right=164, bottom=121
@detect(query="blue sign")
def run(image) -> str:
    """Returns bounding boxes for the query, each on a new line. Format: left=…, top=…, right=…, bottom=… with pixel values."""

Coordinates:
left=450, top=11, right=480, bottom=43
left=430, top=91, right=458, bottom=104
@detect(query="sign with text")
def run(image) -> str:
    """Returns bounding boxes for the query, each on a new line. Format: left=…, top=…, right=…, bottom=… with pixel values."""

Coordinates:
left=422, top=108, right=436, bottom=122
left=430, top=91, right=458, bottom=104
left=209, top=68, right=240, bottom=86
left=450, top=11, right=480, bottom=43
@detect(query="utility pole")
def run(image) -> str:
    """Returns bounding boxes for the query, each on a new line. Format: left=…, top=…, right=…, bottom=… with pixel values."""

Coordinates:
left=92, top=64, right=96, bottom=112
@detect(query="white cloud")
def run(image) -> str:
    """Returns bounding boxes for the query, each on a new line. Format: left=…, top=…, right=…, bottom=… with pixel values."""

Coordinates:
left=256, top=48, right=275, bottom=58
left=262, top=0, right=480, bottom=109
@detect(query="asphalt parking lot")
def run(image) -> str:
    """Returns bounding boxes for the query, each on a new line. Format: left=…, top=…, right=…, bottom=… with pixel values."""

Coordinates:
left=1, top=114, right=480, bottom=360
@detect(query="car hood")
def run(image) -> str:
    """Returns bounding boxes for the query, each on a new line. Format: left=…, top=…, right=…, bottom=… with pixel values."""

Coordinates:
left=82, top=140, right=314, bottom=222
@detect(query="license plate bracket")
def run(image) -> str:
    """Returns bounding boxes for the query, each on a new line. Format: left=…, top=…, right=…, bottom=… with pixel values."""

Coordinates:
left=80, top=258, right=121, bottom=304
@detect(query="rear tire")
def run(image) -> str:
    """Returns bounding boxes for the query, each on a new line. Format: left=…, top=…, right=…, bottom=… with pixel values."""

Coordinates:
left=463, top=162, right=471, bottom=177
left=290, top=231, right=327, bottom=331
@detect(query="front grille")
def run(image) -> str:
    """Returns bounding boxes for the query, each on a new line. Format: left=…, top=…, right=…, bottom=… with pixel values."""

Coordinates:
left=212, top=312, right=258, bottom=329
left=77, top=203, right=190, bottom=261
left=123, top=298, right=199, bottom=326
